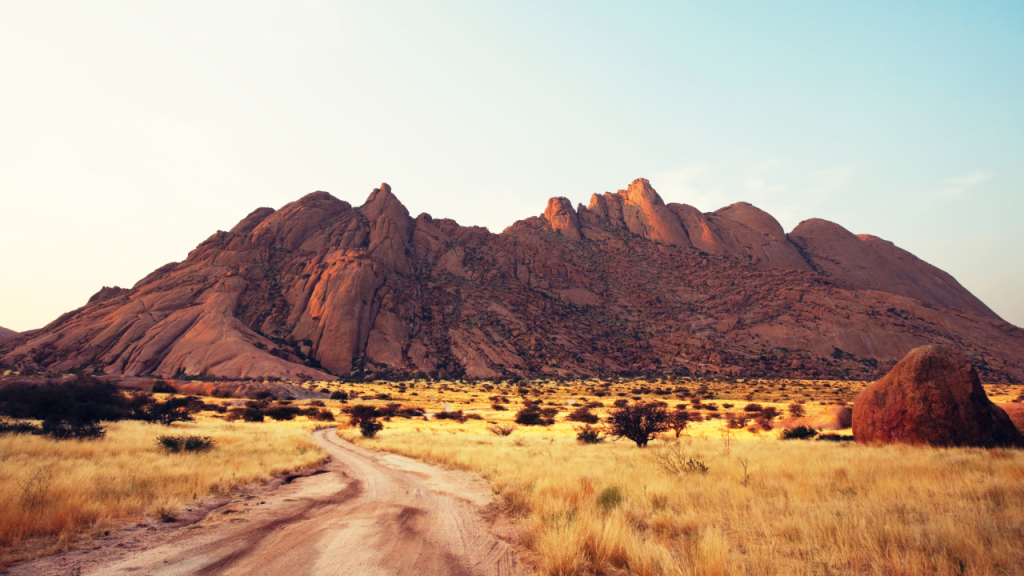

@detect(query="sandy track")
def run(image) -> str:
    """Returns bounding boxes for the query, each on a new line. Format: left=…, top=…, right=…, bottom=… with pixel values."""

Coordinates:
left=12, top=429, right=525, bottom=576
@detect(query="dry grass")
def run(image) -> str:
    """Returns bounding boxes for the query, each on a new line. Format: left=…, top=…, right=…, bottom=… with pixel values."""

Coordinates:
left=0, top=418, right=326, bottom=568
left=343, top=425, right=1024, bottom=576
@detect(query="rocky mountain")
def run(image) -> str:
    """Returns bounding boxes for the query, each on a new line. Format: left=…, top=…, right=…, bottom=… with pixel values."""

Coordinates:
left=2, top=178, right=1022, bottom=382
left=0, top=326, right=17, bottom=340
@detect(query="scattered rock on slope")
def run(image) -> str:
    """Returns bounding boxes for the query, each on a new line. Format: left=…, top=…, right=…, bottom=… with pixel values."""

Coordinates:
left=852, top=345, right=1024, bottom=447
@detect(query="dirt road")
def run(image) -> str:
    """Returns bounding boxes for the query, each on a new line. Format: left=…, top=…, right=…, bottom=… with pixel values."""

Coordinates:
left=12, top=429, right=525, bottom=576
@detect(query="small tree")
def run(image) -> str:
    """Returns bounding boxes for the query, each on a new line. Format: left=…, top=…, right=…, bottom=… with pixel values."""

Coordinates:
left=606, top=402, right=669, bottom=447
left=359, top=418, right=383, bottom=438
left=788, top=402, right=805, bottom=418
left=667, top=410, right=697, bottom=438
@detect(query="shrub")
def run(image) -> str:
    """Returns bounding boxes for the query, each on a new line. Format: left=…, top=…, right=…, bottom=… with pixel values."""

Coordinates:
left=754, top=416, right=774, bottom=432
left=566, top=407, right=599, bottom=424
left=359, top=418, right=383, bottom=438
left=651, top=443, right=710, bottom=475
left=0, top=375, right=126, bottom=426
left=596, top=486, right=622, bottom=511
left=817, top=433, right=855, bottom=442
left=491, top=403, right=508, bottom=411
left=788, top=402, right=806, bottom=418
left=151, top=381, right=176, bottom=393
left=242, top=408, right=265, bottom=422
left=667, top=410, right=697, bottom=438
left=435, top=410, right=467, bottom=422
left=329, top=391, right=348, bottom=401
left=760, top=406, right=780, bottom=420
left=487, top=423, right=517, bottom=436
left=726, top=413, right=749, bottom=429
left=41, top=420, right=106, bottom=440
left=781, top=425, right=818, bottom=440
left=310, top=409, right=335, bottom=422
left=264, top=405, right=301, bottom=421
left=0, top=421, right=42, bottom=435
left=743, top=403, right=763, bottom=412
left=134, top=396, right=199, bottom=426
left=607, top=402, right=669, bottom=447
left=514, top=407, right=555, bottom=426
left=575, top=425, right=604, bottom=444
left=156, top=434, right=214, bottom=453
left=344, top=404, right=381, bottom=426
left=612, top=399, right=630, bottom=408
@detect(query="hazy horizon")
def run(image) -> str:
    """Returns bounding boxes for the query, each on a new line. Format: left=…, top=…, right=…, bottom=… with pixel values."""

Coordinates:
left=2, top=1, right=1022, bottom=332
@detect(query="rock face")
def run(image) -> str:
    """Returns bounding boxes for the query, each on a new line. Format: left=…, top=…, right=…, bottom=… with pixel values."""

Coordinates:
left=852, top=345, right=1024, bottom=447
left=998, top=404, right=1024, bottom=432
left=2, top=178, right=1023, bottom=382
left=0, top=326, right=16, bottom=340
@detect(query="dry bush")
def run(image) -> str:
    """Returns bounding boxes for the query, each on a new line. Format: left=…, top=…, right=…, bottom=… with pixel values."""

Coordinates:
left=347, top=427, right=1024, bottom=576
left=487, top=423, right=517, bottom=437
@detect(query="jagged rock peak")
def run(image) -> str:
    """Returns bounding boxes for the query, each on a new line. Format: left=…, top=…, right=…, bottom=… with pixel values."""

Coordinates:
left=543, top=197, right=582, bottom=240
left=624, top=177, right=666, bottom=207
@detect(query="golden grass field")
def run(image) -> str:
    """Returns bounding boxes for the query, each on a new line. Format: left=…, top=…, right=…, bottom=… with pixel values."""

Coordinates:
left=0, top=415, right=327, bottom=569
left=1, top=376, right=1021, bottom=574
left=329, top=377, right=1024, bottom=576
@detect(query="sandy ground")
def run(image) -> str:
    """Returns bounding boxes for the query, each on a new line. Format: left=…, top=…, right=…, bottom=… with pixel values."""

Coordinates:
left=10, top=429, right=526, bottom=576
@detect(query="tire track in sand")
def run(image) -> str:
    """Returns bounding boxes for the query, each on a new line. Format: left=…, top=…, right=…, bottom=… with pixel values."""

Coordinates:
left=11, top=429, right=525, bottom=576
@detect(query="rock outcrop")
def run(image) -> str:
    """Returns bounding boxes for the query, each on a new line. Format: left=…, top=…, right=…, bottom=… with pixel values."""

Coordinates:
left=852, top=345, right=1024, bottom=447
left=998, top=403, right=1024, bottom=432
left=2, top=178, right=1022, bottom=382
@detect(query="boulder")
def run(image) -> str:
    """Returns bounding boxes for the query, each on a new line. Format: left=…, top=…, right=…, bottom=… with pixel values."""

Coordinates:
left=998, top=403, right=1024, bottom=432
left=852, top=345, right=1024, bottom=447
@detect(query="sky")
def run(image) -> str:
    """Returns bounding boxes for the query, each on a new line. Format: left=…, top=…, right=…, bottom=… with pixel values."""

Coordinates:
left=1, top=1, right=1022, bottom=332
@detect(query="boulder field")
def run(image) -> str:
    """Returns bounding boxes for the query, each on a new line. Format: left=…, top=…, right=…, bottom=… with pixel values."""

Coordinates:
left=2, top=178, right=1023, bottom=382
left=852, top=345, right=1024, bottom=447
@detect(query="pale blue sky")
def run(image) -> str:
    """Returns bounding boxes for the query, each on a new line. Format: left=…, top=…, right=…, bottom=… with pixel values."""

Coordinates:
left=1, top=1, right=1022, bottom=331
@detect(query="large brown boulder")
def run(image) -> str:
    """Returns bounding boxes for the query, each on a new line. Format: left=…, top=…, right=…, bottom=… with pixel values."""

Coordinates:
left=999, top=403, right=1024, bottom=432
left=853, top=345, right=1024, bottom=447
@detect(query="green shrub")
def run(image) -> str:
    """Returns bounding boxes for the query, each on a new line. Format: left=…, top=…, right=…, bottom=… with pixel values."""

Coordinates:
left=781, top=425, right=818, bottom=440
left=597, top=486, right=622, bottom=511
left=156, top=434, right=214, bottom=452
left=359, top=418, right=383, bottom=438
left=575, top=425, right=604, bottom=444
left=817, top=433, right=854, bottom=442
left=242, top=408, right=265, bottom=422
left=310, top=409, right=335, bottom=422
